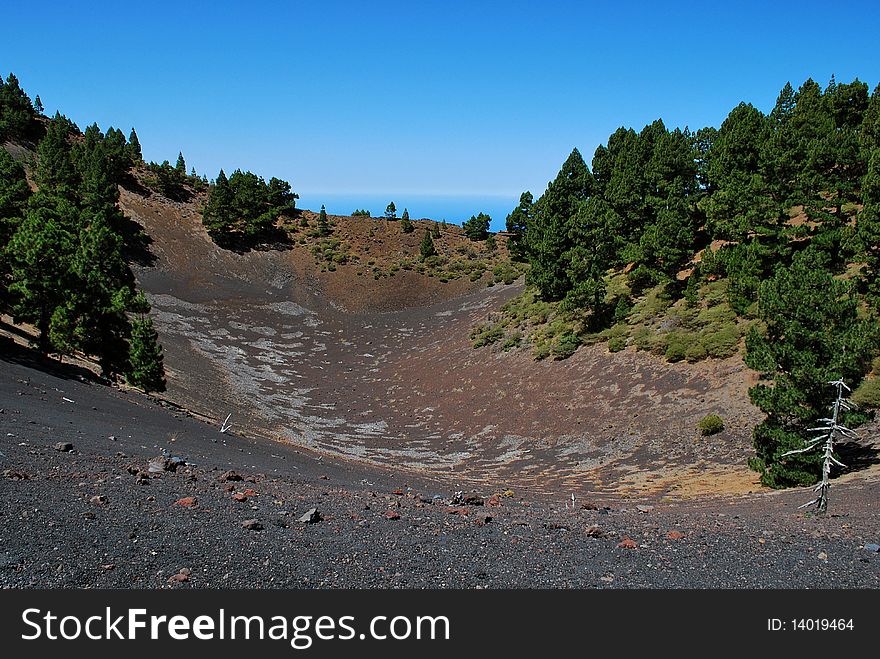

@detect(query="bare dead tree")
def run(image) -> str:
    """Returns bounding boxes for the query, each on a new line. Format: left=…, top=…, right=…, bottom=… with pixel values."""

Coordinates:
left=781, top=379, right=857, bottom=513
left=220, top=413, right=233, bottom=433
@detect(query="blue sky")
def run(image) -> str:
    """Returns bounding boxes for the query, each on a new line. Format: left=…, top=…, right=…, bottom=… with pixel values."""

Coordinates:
left=3, top=0, right=880, bottom=208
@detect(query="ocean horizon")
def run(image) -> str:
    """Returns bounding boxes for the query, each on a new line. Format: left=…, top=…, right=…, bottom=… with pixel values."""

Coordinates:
left=296, top=192, right=520, bottom=232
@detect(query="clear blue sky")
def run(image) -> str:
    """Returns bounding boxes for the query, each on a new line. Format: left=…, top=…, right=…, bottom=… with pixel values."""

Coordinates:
left=3, top=0, right=879, bottom=204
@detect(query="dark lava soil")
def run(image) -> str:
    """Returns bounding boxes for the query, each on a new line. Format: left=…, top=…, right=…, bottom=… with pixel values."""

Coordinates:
left=2, top=348, right=879, bottom=589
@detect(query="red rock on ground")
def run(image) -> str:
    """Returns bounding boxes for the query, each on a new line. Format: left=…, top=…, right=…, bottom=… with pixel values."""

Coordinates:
left=617, top=537, right=638, bottom=549
left=173, top=496, right=198, bottom=507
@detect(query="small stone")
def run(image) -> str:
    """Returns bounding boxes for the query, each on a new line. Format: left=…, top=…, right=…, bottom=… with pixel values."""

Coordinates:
left=101, top=564, right=115, bottom=571
left=231, top=492, right=248, bottom=502
left=666, top=530, right=685, bottom=540
left=758, top=538, right=766, bottom=544
left=54, top=442, right=73, bottom=452
left=636, top=505, right=654, bottom=513
left=90, top=495, right=108, bottom=506
left=392, top=489, right=404, bottom=496
left=585, top=525, right=605, bottom=538
left=502, top=490, right=515, bottom=498
left=864, top=543, right=880, bottom=553
left=243, top=488, right=258, bottom=497
left=173, top=497, right=198, bottom=508
left=486, top=495, right=501, bottom=507
left=818, top=551, right=828, bottom=561
left=617, top=537, right=638, bottom=549
left=168, top=572, right=190, bottom=583
left=384, top=510, right=401, bottom=520
left=178, top=567, right=191, bottom=576
left=241, top=519, right=263, bottom=531
left=463, top=494, right=484, bottom=506
left=298, top=508, right=322, bottom=524
left=220, top=470, right=243, bottom=482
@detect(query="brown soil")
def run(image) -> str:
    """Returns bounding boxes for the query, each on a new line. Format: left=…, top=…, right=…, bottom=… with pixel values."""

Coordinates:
left=110, top=181, right=880, bottom=501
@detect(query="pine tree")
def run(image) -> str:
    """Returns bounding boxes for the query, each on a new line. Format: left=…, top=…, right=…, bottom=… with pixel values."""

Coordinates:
left=505, top=191, right=533, bottom=261
left=0, top=149, right=31, bottom=307
left=431, top=222, right=441, bottom=238
left=34, top=95, right=43, bottom=114
left=127, top=128, right=142, bottom=162
left=400, top=208, right=414, bottom=233
left=203, top=169, right=233, bottom=237
left=524, top=148, right=592, bottom=300
left=0, top=72, right=37, bottom=141
left=175, top=152, right=186, bottom=175
left=859, top=147, right=880, bottom=308
left=420, top=228, right=437, bottom=260
left=317, top=204, right=330, bottom=236
left=35, top=114, right=79, bottom=196
left=744, top=248, right=879, bottom=487
left=702, top=103, right=776, bottom=242
left=385, top=201, right=397, bottom=219
left=127, top=308, right=166, bottom=393
left=6, top=192, right=78, bottom=353
left=463, top=212, right=491, bottom=241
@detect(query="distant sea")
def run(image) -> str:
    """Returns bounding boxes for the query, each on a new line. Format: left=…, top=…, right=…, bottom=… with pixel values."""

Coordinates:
left=296, top=193, right=519, bottom=232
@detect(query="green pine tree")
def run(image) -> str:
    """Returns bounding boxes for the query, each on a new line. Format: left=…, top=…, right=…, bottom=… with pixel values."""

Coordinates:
left=127, top=128, right=142, bottom=162
left=317, top=204, right=330, bottom=236
left=400, top=208, right=414, bottom=233
left=420, top=228, right=437, bottom=260
left=744, top=248, right=879, bottom=487
left=128, top=309, right=166, bottom=393
left=385, top=201, right=397, bottom=219
left=505, top=191, right=533, bottom=261
left=524, top=148, right=592, bottom=300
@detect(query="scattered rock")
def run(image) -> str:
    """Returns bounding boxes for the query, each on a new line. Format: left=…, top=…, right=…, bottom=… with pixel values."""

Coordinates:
left=864, top=543, right=880, bottom=553
left=100, top=564, right=115, bottom=571
left=241, top=519, right=263, bottom=531
left=231, top=492, right=248, bottom=502
left=167, top=572, right=190, bottom=584
left=384, top=510, right=401, bottom=520
left=298, top=508, right=322, bottom=524
left=666, top=530, right=685, bottom=540
left=220, top=470, right=243, bottom=482
left=173, top=497, right=198, bottom=508
left=89, top=495, right=108, bottom=506
left=617, top=537, right=638, bottom=549
left=392, top=489, right=404, bottom=496
left=148, top=457, right=175, bottom=473
left=243, top=488, right=258, bottom=497
left=636, top=505, right=654, bottom=513
left=2, top=469, right=29, bottom=480
left=486, top=495, right=501, bottom=507
left=585, top=525, right=605, bottom=538
left=474, top=515, right=492, bottom=527
left=581, top=502, right=600, bottom=510
left=818, top=551, right=828, bottom=561
left=502, top=490, right=515, bottom=498
left=463, top=494, right=484, bottom=506
left=53, top=442, right=73, bottom=452
left=445, top=507, right=469, bottom=516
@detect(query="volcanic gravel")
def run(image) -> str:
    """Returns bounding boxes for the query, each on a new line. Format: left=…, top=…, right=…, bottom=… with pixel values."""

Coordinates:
left=2, top=351, right=879, bottom=589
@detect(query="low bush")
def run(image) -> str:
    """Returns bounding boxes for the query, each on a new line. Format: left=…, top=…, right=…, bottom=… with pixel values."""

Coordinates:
left=698, top=413, right=725, bottom=436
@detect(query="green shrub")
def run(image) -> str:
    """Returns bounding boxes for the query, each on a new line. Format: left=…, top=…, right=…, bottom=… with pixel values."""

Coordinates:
left=685, top=342, right=708, bottom=362
left=698, top=413, right=725, bottom=436
left=665, top=339, right=687, bottom=363
left=608, top=335, right=627, bottom=352
left=852, top=378, right=880, bottom=408
left=700, top=324, right=739, bottom=358
left=552, top=332, right=580, bottom=360
left=533, top=343, right=551, bottom=361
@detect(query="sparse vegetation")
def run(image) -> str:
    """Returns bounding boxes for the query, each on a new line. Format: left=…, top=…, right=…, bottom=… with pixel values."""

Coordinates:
left=698, top=414, right=725, bottom=436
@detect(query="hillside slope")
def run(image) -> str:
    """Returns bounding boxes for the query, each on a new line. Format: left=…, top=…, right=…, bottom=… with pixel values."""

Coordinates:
left=119, top=181, right=782, bottom=497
